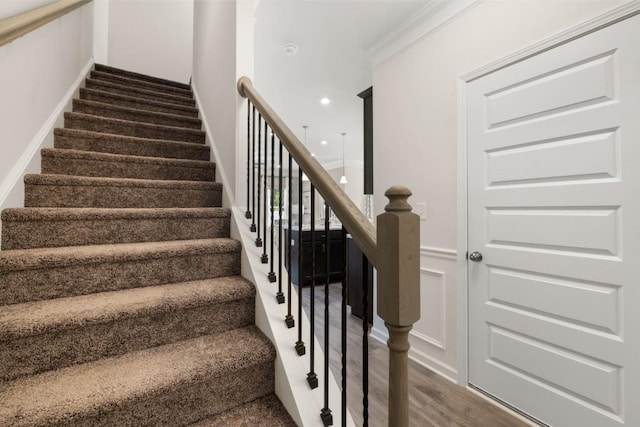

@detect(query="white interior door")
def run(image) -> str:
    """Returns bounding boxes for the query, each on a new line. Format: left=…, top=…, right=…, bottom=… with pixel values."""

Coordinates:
left=467, top=14, right=640, bottom=427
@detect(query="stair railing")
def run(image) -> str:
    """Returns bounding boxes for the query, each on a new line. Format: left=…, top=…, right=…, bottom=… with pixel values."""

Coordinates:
left=238, top=77, right=420, bottom=427
left=0, top=0, right=91, bottom=48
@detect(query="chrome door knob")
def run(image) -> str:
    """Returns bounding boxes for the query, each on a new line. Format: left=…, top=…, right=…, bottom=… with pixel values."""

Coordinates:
left=469, top=251, right=483, bottom=262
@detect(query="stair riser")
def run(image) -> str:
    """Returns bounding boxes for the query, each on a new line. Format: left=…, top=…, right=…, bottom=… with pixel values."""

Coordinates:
left=0, top=251, right=241, bottom=305
left=0, top=298, right=254, bottom=381
left=65, top=114, right=205, bottom=144
left=95, top=64, right=192, bottom=91
left=80, top=88, right=199, bottom=118
left=73, top=100, right=202, bottom=130
left=41, top=156, right=215, bottom=182
left=2, top=217, right=230, bottom=250
left=25, top=183, right=221, bottom=208
left=44, top=364, right=274, bottom=427
left=85, top=79, right=195, bottom=106
left=54, top=130, right=210, bottom=161
left=90, top=71, right=193, bottom=98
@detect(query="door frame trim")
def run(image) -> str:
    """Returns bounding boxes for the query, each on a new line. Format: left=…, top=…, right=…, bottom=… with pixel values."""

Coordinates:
left=455, top=0, right=640, bottom=386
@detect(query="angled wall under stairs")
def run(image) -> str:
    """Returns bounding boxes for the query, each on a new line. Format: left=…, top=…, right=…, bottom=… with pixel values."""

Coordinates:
left=0, top=64, right=296, bottom=426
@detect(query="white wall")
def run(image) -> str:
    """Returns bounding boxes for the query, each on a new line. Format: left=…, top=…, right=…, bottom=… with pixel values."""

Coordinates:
left=192, top=0, right=256, bottom=205
left=107, top=0, right=193, bottom=83
left=372, top=0, right=629, bottom=381
left=0, top=0, right=58, bottom=20
left=93, top=0, right=109, bottom=64
left=0, top=2, right=94, bottom=211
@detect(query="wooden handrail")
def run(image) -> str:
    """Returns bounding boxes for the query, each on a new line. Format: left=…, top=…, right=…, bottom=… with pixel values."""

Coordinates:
left=0, top=0, right=91, bottom=48
left=238, top=76, right=378, bottom=267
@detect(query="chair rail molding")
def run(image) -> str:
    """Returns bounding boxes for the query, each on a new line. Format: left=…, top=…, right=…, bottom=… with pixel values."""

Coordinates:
left=420, top=245, right=457, bottom=261
left=366, top=0, right=483, bottom=67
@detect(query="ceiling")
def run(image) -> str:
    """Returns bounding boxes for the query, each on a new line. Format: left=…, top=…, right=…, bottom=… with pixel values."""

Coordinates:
left=254, top=0, right=428, bottom=167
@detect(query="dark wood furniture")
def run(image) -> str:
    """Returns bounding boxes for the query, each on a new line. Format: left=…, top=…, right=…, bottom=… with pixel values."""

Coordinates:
left=347, top=235, right=374, bottom=323
left=357, top=86, right=373, bottom=194
left=285, top=227, right=344, bottom=286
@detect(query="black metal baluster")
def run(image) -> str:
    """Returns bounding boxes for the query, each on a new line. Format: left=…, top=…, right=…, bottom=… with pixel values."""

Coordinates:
left=321, top=202, right=333, bottom=426
left=341, top=226, right=348, bottom=427
left=245, top=101, right=252, bottom=219
left=261, top=121, right=269, bottom=263
left=255, top=113, right=262, bottom=245
left=362, top=253, right=369, bottom=426
left=285, top=152, right=294, bottom=328
left=276, top=141, right=285, bottom=302
left=295, top=167, right=305, bottom=356
left=307, top=184, right=318, bottom=389
left=268, top=132, right=276, bottom=277
left=250, top=106, right=257, bottom=232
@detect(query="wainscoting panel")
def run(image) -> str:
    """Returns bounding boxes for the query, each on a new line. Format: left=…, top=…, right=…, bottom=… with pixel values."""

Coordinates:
left=408, top=247, right=458, bottom=381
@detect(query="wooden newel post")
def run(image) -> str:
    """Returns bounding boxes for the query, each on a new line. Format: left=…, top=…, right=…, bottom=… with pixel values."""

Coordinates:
left=377, top=186, right=420, bottom=427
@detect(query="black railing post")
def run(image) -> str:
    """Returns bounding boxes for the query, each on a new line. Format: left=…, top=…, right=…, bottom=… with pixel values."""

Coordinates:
left=307, top=184, right=318, bottom=389
left=341, top=226, right=348, bottom=427
left=250, top=106, right=257, bottom=231
left=321, top=202, right=333, bottom=426
left=245, top=100, right=252, bottom=219
left=261, top=121, right=269, bottom=263
left=255, top=113, right=262, bottom=245
left=362, top=252, right=369, bottom=427
left=268, top=132, right=276, bottom=278
left=295, top=167, right=305, bottom=356
left=276, top=141, right=285, bottom=302
left=285, top=152, right=294, bottom=327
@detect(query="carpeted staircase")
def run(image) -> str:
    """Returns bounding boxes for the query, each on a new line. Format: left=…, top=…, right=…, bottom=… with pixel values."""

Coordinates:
left=0, top=64, right=296, bottom=426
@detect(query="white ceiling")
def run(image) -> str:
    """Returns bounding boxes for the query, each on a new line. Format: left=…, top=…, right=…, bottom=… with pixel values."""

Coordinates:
left=254, top=0, right=428, bottom=167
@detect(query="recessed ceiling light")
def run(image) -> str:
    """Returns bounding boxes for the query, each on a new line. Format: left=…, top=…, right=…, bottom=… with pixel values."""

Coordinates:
left=311, top=153, right=316, bottom=157
left=283, top=43, right=298, bottom=56
left=320, top=140, right=327, bottom=145
left=320, top=97, right=331, bottom=105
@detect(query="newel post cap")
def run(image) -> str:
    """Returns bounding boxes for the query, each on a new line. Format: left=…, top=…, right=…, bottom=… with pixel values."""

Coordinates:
left=384, top=186, right=412, bottom=212
left=237, top=76, right=253, bottom=98
left=376, top=186, right=421, bottom=327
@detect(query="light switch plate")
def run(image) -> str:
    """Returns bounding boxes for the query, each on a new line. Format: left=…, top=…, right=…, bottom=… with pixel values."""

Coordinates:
left=416, top=202, right=427, bottom=221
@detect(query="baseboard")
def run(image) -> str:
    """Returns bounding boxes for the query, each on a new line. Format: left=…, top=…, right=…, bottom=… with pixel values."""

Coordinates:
left=0, top=58, right=95, bottom=211
left=191, top=82, right=235, bottom=208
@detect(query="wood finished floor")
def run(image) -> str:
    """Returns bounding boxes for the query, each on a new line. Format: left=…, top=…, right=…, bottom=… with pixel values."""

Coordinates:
left=300, top=283, right=530, bottom=427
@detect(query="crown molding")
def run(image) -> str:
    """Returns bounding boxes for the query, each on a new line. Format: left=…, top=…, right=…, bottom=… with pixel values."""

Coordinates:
left=367, top=0, right=483, bottom=67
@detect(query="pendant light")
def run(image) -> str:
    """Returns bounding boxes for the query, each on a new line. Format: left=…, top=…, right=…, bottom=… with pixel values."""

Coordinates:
left=302, top=125, right=309, bottom=181
left=339, top=132, right=348, bottom=184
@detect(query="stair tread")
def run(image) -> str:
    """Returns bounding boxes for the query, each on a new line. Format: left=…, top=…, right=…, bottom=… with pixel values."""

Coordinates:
left=2, top=207, right=230, bottom=222
left=0, top=276, right=254, bottom=341
left=0, top=238, right=241, bottom=272
left=86, top=78, right=195, bottom=106
left=80, top=87, right=199, bottom=117
left=91, top=70, right=193, bottom=97
left=65, top=111, right=206, bottom=138
left=41, top=148, right=214, bottom=170
left=25, top=173, right=220, bottom=189
left=73, top=99, right=201, bottom=128
left=94, top=63, right=191, bottom=91
left=192, top=395, right=296, bottom=427
left=54, top=128, right=210, bottom=159
left=0, top=326, right=274, bottom=425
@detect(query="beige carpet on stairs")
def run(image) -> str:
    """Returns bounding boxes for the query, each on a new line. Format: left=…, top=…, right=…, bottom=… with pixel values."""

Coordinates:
left=0, top=63, right=296, bottom=426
